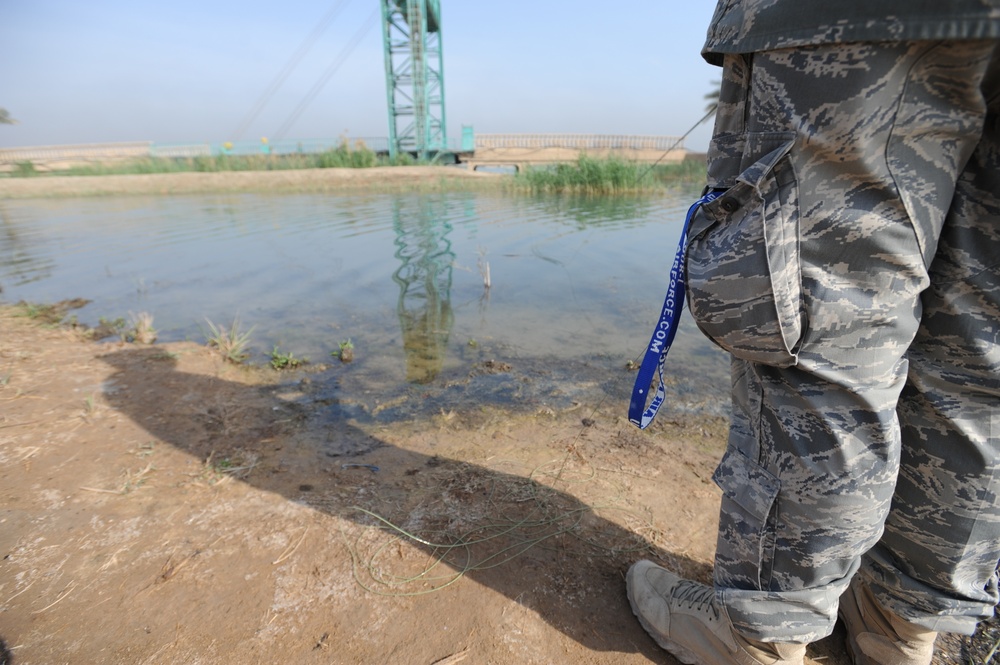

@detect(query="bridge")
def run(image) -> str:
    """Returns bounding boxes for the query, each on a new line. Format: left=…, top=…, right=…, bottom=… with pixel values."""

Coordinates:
left=458, top=134, right=686, bottom=171
left=0, top=134, right=688, bottom=173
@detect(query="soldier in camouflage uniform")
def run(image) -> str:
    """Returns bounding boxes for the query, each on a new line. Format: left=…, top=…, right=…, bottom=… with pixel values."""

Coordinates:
left=626, top=3, right=1000, bottom=664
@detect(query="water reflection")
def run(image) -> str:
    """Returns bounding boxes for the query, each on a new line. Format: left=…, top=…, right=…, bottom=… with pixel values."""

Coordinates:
left=0, top=189, right=730, bottom=417
left=391, top=197, right=455, bottom=384
left=535, top=193, right=657, bottom=231
left=0, top=204, right=55, bottom=287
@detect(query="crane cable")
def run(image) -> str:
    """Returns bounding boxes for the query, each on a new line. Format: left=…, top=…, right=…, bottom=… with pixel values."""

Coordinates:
left=635, top=106, right=717, bottom=182
left=273, top=8, right=380, bottom=142
left=231, top=0, right=353, bottom=141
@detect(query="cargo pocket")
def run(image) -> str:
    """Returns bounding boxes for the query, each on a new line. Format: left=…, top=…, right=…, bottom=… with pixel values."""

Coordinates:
left=686, top=133, right=804, bottom=367
left=712, top=446, right=780, bottom=591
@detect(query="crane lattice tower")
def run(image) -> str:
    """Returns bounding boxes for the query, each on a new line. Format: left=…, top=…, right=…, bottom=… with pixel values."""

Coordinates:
left=381, top=0, right=447, bottom=160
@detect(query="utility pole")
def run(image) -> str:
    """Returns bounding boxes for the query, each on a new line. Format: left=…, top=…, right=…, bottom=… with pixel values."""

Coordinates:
left=380, top=0, right=447, bottom=161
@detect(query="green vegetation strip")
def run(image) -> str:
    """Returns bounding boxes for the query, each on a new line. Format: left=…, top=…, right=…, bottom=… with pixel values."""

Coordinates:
left=7, top=143, right=413, bottom=178
left=512, top=155, right=705, bottom=194
left=2, top=150, right=706, bottom=197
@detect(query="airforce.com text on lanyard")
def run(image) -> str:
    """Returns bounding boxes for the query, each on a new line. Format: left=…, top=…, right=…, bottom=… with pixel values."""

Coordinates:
left=628, top=189, right=723, bottom=429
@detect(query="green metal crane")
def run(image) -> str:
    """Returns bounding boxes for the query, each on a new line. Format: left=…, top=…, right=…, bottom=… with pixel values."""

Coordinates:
left=380, top=0, right=447, bottom=160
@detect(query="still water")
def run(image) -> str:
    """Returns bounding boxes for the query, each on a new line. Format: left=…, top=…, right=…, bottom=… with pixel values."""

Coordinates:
left=0, top=189, right=730, bottom=422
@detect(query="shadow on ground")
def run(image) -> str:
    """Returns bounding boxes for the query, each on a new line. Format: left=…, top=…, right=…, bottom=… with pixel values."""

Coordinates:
left=95, top=346, right=861, bottom=664
left=98, top=346, right=717, bottom=662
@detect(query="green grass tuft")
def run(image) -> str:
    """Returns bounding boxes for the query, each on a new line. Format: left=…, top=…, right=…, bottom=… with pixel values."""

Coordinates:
left=512, top=155, right=705, bottom=195
left=269, top=345, right=307, bottom=370
left=204, top=317, right=255, bottom=364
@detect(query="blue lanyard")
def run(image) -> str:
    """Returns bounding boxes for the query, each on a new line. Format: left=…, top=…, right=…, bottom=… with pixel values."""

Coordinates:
left=628, top=189, right=724, bottom=429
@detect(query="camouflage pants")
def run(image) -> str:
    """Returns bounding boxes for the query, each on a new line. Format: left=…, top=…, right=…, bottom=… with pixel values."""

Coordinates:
left=691, top=41, right=1000, bottom=643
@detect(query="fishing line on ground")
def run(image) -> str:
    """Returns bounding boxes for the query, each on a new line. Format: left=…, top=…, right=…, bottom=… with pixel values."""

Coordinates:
left=342, top=459, right=662, bottom=597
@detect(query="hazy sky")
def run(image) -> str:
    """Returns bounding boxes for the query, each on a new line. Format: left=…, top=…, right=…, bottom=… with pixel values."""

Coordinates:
left=1, top=1, right=721, bottom=152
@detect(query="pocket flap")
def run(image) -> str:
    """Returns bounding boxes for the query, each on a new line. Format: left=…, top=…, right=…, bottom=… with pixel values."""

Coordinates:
left=737, top=133, right=796, bottom=190
left=712, top=447, right=780, bottom=523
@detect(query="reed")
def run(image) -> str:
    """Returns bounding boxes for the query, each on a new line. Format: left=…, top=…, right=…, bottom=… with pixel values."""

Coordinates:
left=648, top=159, right=709, bottom=183
left=512, top=155, right=705, bottom=194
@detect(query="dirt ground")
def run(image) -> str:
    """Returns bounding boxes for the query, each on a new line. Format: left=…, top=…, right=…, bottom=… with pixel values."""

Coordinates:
left=0, top=168, right=993, bottom=664
left=0, top=305, right=855, bottom=665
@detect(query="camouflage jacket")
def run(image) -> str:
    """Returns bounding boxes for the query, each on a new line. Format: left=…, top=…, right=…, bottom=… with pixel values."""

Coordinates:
left=703, top=0, right=1000, bottom=65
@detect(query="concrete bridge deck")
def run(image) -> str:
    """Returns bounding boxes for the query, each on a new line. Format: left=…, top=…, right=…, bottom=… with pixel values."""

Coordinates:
left=459, top=134, right=687, bottom=171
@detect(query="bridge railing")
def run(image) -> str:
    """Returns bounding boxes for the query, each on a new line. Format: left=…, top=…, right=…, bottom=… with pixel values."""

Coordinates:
left=150, top=137, right=393, bottom=158
left=0, top=138, right=397, bottom=165
left=473, top=134, right=685, bottom=151
left=0, top=141, right=153, bottom=164
left=0, top=134, right=687, bottom=166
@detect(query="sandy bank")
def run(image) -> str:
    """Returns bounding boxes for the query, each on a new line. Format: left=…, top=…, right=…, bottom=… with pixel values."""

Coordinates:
left=0, top=165, right=503, bottom=198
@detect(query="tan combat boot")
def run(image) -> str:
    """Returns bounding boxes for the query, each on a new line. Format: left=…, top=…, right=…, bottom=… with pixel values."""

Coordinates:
left=838, top=576, right=937, bottom=665
left=626, top=560, right=806, bottom=665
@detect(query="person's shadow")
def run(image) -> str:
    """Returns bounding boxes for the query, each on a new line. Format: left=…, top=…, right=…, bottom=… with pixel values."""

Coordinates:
left=95, top=348, right=860, bottom=665
left=98, top=346, right=717, bottom=661
left=98, top=346, right=859, bottom=664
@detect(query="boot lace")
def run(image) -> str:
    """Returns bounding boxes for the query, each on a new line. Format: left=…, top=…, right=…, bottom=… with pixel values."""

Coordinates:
left=671, top=581, right=720, bottom=621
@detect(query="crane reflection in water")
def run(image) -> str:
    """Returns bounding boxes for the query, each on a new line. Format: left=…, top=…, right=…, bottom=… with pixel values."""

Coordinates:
left=391, top=196, right=455, bottom=384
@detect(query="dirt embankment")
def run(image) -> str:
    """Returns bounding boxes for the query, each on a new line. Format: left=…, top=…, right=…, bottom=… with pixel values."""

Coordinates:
left=0, top=166, right=502, bottom=198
